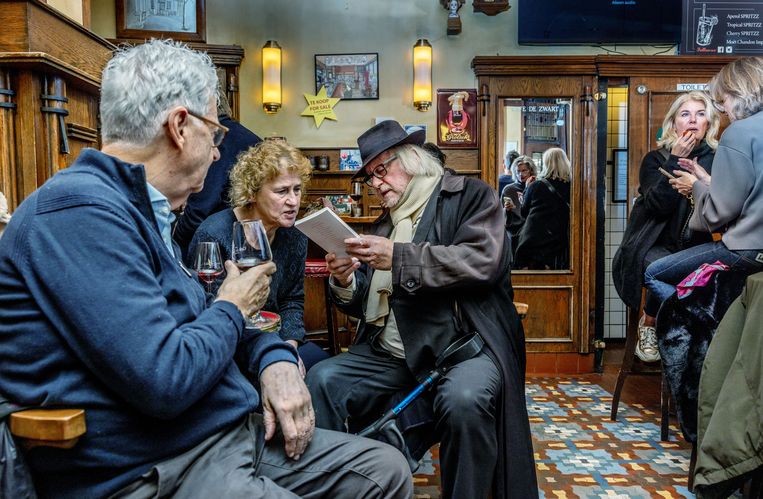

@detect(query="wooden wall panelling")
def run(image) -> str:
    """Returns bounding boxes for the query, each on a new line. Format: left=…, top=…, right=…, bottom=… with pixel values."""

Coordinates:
left=0, top=0, right=115, bottom=211
left=110, top=39, right=245, bottom=121
left=0, top=69, right=18, bottom=208
left=513, top=285, right=574, bottom=349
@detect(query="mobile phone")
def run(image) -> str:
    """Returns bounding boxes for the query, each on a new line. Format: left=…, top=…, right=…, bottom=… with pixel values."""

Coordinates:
left=658, top=167, right=676, bottom=179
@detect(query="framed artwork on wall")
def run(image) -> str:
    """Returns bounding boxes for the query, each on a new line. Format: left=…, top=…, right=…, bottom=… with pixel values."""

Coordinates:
left=116, top=0, right=206, bottom=42
left=611, top=148, right=628, bottom=203
left=436, top=89, right=478, bottom=148
left=314, top=53, right=379, bottom=100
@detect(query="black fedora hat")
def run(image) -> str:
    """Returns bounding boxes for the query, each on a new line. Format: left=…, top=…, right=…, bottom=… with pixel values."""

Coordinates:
left=351, top=120, right=426, bottom=180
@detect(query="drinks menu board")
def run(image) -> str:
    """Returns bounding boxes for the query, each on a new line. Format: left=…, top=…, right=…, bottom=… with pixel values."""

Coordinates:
left=682, top=0, right=763, bottom=55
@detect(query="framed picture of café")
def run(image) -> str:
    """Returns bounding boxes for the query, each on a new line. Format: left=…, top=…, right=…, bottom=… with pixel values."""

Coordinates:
left=116, top=0, right=206, bottom=42
left=314, top=53, right=379, bottom=100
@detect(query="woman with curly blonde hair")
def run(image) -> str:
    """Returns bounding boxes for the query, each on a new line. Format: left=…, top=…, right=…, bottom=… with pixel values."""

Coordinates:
left=188, top=139, right=328, bottom=374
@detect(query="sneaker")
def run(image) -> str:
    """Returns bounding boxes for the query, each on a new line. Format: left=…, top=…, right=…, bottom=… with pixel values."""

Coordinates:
left=635, top=315, right=661, bottom=363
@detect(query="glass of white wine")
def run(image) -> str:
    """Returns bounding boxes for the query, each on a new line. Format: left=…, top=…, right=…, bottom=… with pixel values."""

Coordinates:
left=231, top=219, right=279, bottom=330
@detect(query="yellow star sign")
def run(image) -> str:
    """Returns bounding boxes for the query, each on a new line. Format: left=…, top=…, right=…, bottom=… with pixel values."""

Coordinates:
left=301, top=87, right=340, bottom=127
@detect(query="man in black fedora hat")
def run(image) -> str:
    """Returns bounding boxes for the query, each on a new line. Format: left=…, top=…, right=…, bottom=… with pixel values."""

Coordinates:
left=306, top=120, right=537, bottom=499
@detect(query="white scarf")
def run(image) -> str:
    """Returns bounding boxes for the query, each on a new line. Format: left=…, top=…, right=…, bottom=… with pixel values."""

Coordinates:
left=365, top=173, right=442, bottom=324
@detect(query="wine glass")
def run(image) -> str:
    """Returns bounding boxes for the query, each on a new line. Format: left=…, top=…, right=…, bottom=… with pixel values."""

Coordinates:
left=231, top=219, right=278, bottom=329
left=192, top=242, right=223, bottom=293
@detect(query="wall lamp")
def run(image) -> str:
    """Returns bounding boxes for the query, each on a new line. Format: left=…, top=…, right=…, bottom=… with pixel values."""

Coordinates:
left=262, top=40, right=282, bottom=114
left=412, top=39, right=432, bottom=111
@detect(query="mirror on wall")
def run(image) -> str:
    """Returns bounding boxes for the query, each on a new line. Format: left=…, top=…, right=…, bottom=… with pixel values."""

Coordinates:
left=498, top=97, right=573, bottom=271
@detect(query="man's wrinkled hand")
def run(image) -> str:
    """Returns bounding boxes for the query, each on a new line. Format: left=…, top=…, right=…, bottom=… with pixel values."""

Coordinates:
left=345, top=235, right=393, bottom=270
left=216, top=261, right=276, bottom=319
left=260, top=361, right=315, bottom=460
left=325, top=253, right=360, bottom=287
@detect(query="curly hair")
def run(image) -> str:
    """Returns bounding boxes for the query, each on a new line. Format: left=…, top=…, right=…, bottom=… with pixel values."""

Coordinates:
left=656, top=91, right=720, bottom=150
left=228, top=140, right=311, bottom=209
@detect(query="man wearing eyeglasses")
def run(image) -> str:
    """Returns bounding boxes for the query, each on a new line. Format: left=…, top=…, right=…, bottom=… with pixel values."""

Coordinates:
left=172, top=89, right=262, bottom=261
left=0, top=40, right=411, bottom=499
left=306, top=120, right=538, bottom=499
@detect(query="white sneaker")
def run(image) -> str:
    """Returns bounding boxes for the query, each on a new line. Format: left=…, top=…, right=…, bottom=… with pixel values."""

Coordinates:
left=635, top=315, right=661, bottom=363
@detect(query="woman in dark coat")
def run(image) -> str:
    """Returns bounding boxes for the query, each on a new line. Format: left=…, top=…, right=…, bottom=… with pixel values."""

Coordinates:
left=501, top=155, right=538, bottom=256
left=612, top=91, right=720, bottom=362
left=514, top=147, right=571, bottom=270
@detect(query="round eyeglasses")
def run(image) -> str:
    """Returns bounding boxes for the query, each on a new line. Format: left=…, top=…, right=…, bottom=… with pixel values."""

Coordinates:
left=361, top=155, right=398, bottom=187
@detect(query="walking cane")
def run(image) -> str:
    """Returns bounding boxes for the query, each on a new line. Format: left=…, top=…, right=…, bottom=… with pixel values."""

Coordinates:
left=357, top=332, right=484, bottom=438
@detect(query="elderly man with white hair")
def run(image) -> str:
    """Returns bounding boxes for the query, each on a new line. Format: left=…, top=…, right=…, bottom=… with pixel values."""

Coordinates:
left=0, top=40, right=410, bottom=499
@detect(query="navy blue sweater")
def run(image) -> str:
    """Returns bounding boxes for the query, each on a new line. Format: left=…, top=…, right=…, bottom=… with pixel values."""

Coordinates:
left=187, top=208, right=308, bottom=343
left=0, top=149, right=296, bottom=498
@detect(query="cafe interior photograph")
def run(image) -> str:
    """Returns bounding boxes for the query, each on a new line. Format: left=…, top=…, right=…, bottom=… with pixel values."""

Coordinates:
left=1, top=0, right=762, bottom=498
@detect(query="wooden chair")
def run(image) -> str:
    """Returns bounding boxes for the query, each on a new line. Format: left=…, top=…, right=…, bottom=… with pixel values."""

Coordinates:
left=610, top=302, right=671, bottom=441
left=9, top=408, right=86, bottom=449
left=514, top=302, right=528, bottom=320
left=304, top=258, right=340, bottom=355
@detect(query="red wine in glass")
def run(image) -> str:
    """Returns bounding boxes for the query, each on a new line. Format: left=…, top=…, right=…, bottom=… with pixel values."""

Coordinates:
left=192, top=242, right=223, bottom=293
left=197, top=269, right=223, bottom=284
left=235, top=257, right=265, bottom=272
left=231, top=220, right=278, bottom=329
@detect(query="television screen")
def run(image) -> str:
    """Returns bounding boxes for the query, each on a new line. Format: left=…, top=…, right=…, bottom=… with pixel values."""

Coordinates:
left=518, top=0, right=683, bottom=45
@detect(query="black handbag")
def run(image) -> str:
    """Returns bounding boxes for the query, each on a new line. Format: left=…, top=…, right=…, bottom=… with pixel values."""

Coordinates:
left=0, top=396, right=37, bottom=499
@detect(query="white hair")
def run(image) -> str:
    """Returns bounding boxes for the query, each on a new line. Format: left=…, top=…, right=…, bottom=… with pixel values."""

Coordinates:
left=100, top=39, right=219, bottom=146
left=392, top=144, right=444, bottom=177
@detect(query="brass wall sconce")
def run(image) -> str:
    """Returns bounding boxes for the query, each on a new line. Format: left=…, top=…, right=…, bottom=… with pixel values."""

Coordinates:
left=262, top=40, right=282, bottom=113
left=413, top=39, right=432, bottom=111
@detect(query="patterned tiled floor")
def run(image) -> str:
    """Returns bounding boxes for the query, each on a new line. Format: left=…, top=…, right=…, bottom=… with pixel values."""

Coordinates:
left=412, top=378, right=694, bottom=498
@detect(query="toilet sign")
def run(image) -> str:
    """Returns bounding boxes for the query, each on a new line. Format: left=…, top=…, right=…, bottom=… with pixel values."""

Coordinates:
left=676, top=83, right=710, bottom=91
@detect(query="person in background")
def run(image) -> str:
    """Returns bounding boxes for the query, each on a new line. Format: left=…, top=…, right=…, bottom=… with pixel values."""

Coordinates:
left=0, top=192, right=10, bottom=239
left=306, top=120, right=537, bottom=499
left=498, top=149, right=519, bottom=195
left=188, top=140, right=329, bottom=374
left=173, top=89, right=261, bottom=261
left=501, top=155, right=538, bottom=256
left=645, top=57, right=763, bottom=313
left=612, top=91, right=720, bottom=363
left=0, top=39, right=411, bottom=499
left=421, top=141, right=447, bottom=167
left=514, top=147, right=571, bottom=270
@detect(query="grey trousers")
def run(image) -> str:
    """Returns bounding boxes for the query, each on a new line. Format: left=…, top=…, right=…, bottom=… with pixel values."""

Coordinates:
left=109, top=413, right=412, bottom=499
left=305, top=344, right=501, bottom=499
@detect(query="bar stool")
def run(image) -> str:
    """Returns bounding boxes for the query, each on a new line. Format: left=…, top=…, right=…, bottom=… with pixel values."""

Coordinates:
left=610, top=302, right=671, bottom=441
left=304, top=258, right=340, bottom=355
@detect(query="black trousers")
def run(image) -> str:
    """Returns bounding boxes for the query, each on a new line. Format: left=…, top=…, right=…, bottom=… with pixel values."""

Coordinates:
left=305, top=343, right=501, bottom=499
